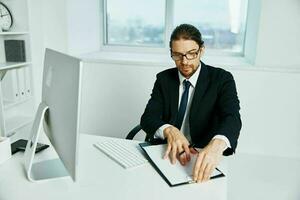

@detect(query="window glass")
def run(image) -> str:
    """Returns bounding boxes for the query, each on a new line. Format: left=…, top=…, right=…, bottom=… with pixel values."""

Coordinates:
left=106, top=0, right=166, bottom=46
left=173, top=0, right=248, bottom=53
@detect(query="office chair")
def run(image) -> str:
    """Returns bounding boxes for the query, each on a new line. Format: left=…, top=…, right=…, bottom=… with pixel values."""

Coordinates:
left=126, top=124, right=166, bottom=145
left=125, top=124, right=143, bottom=140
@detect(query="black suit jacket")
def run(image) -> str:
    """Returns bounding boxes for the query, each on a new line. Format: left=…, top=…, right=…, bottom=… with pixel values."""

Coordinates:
left=140, top=62, right=241, bottom=155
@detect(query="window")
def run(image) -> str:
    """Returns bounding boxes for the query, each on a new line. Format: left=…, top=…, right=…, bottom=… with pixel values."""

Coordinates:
left=173, top=0, right=248, bottom=54
left=105, top=0, right=166, bottom=47
left=103, top=0, right=248, bottom=55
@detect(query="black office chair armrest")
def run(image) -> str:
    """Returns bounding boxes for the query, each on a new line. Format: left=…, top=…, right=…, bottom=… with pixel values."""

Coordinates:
left=126, top=124, right=167, bottom=146
left=126, top=124, right=142, bottom=140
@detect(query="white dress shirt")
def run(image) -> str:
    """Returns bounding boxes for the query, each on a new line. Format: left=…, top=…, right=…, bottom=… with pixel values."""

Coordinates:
left=154, top=63, right=231, bottom=150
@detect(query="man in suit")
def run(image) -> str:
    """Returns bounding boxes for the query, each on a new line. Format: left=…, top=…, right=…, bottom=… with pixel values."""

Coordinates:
left=140, top=24, right=241, bottom=183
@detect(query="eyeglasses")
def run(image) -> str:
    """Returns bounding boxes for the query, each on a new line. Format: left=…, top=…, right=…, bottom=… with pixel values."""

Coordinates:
left=170, top=48, right=200, bottom=61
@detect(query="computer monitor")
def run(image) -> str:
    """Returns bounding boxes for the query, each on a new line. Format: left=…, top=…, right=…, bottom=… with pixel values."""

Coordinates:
left=24, top=48, right=82, bottom=182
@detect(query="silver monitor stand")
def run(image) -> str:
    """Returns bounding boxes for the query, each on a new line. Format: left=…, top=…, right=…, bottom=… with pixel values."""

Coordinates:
left=24, top=102, right=69, bottom=182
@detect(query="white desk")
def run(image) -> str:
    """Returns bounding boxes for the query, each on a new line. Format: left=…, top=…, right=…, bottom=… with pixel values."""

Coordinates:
left=0, top=134, right=227, bottom=200
left=226, top=153, right=300, bottom=200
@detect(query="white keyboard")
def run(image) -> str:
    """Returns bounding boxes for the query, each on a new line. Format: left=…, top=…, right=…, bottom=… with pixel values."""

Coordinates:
left=94, top=138, right=148, bottom=169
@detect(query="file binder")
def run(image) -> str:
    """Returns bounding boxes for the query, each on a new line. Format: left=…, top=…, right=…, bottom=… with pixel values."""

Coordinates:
left=24, top=66, right=31, bottom=97
left=16, top=67, right=26, bottom=99
left=140, top=143, right=225, bottom=187
left=1, top=69, right=19, bottom=102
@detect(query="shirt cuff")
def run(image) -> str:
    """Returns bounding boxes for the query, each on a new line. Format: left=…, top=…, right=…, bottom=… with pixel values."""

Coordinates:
left=212, top=135, right=231, bottom=151
left=154, top=124, right=172, bottom=139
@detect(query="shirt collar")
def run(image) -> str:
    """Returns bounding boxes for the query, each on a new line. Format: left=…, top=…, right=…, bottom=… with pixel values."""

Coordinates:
left=178, top=62, right=201, bottom=88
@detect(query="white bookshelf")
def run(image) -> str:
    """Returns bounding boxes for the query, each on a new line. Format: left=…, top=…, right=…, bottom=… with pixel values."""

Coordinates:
left=0, top=0, right=35, bottom=137
left=0, top=62, right=32, bottom=70
left=0, top=32, right=29, bottom=35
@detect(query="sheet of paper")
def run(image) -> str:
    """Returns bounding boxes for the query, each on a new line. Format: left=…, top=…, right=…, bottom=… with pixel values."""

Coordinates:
left=142, top=144, right=222, bottom=185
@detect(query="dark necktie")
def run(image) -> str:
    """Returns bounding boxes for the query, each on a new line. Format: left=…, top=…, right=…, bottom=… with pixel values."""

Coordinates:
left=175, top=80, right=191, bottom=129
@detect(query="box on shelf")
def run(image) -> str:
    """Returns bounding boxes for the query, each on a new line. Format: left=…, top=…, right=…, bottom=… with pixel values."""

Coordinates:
left=4, top=40, right=26, bottom=62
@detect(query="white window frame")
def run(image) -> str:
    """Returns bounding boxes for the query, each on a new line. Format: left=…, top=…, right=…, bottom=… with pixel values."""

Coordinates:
left=99, top=0, right=260, bottom=62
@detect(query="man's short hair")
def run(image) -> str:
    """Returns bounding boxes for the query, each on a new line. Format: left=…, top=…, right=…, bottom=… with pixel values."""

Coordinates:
left=169, top=24, right=204, bottom=49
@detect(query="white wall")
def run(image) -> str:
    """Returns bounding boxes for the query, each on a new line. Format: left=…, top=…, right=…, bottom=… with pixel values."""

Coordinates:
left=80, top=62, right=164, bottom=138
left=233, top=69, right=300, bottom=158
left=27, top=0, right=69, bottom=106
left=27, top=0, right=45, bottom=106
left=66, top=0, right=101, bottom=56
left=255, top=0, right=300, bottom=67
left=41, top=0, right=69, bottom=53
left=37, top=0, right=101, bottom=56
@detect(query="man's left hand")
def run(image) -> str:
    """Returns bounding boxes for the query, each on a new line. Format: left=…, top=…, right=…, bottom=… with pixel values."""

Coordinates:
left=192, top=138, right=226, bottom=183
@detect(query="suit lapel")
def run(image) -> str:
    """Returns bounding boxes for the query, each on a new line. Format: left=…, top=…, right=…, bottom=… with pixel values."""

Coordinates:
left=189, top=62, right=210, bottom=120
left=169, top=69, right=179, bottom=124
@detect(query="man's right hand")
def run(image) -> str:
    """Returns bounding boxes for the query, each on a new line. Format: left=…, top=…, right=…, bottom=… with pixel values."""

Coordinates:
left=163, top=126, right=191, bottom=165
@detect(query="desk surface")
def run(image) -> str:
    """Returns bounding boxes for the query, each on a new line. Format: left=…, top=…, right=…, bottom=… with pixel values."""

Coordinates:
left=226, top=152, right=300, bottom=200
left=1, top=134, right=300, bottom=200
left=0, top=134, right=227, bottom=200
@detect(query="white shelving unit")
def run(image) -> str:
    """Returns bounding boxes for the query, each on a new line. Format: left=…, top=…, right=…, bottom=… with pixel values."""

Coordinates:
left=0, top=0, right=35, bottom=137
left=0, top=32, right=29, bottom=35
left=0, top=62, right=32, bottom=70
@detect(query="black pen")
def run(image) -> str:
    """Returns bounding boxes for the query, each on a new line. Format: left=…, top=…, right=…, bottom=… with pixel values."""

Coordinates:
left=178, top=144, right=198, bottom=156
